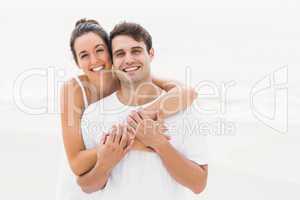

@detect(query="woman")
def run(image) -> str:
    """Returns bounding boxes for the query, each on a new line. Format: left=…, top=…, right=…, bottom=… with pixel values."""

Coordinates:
left=59, top=18, right=197, bottom=197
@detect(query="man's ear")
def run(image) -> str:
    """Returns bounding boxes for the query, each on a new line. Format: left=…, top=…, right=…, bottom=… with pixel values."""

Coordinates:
left=149, top=48, right=154, bottom=60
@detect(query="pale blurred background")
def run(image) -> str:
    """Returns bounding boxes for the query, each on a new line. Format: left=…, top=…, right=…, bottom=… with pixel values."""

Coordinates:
left=0, top=0, right=300, bottom=199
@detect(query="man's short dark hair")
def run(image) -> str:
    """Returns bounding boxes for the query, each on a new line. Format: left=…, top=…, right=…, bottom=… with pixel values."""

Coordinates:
left=110, top=22, right=152, bottom=52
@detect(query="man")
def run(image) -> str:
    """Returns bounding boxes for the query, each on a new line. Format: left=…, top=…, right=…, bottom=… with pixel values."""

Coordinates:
left=78, top=22, right=208, bottom=200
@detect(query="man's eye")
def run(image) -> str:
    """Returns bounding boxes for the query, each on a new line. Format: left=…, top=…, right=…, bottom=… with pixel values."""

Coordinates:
left=132, top=50, right=141, bottom=54
left=96, top=49, right=104, bottom=53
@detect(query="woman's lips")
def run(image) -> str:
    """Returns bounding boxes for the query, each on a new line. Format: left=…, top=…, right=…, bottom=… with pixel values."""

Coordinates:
left=91, top=66, right=104, bottom=72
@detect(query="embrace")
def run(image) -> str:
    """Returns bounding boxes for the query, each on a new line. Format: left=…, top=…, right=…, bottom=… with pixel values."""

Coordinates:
left=58, top=19, right=208, bottom=200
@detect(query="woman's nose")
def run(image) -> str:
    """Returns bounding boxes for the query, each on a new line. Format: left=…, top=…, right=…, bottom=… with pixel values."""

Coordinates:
left=90, top=54, right=99, bottom=66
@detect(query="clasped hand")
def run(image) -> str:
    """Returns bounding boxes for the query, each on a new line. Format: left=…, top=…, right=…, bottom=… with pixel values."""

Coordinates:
left=127, top=110, right=170, bottom=152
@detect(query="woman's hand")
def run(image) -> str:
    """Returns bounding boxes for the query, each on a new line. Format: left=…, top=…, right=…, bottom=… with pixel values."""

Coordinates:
left=96, top=124, right=134, bottom=173
left=127, top=111, right=170, bottom=152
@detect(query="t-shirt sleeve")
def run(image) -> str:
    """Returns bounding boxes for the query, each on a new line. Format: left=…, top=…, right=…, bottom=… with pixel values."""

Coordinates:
left=180, top=105, right=208, bottom=165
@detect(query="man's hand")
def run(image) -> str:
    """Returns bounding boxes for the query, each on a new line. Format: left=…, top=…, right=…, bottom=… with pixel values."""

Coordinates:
left=96, top=124, right=134, bottom=173
left=127, top=110, right=170, bottom=152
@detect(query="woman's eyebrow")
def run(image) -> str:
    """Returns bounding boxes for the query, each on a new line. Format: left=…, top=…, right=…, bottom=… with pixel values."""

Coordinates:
left=78, top=44, right=105, bottom=56
left=95, top=44, right=105, bottom=48
left=113, top=49, right=123, bottom=55
left=78, top=50, right=87, bottom=56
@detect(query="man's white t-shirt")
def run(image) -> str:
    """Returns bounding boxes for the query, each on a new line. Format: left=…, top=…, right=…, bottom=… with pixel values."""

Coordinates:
left=80, top=92, right=208, bottom=200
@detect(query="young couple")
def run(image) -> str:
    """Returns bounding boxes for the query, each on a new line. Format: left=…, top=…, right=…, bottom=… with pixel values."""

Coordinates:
left=59, top=19, right=208, bottom=200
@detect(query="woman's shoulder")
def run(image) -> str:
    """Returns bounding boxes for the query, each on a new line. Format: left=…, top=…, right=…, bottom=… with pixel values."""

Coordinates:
left=64, top=74, right=88, bottom=86
left=63, top=74, right=92, bottom=92
left=60, top=75, right=90, bottom=108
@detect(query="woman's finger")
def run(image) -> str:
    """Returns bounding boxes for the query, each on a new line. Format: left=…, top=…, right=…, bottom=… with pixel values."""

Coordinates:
left=120, top=132, right=129, bottom=149
left=137, top=109, right=149, bottom=120
left=100, top=133, right=109, bottom=144
left=127, top=126, right=136, bottom=139
left=127, top=116, right=138, bottom=129
left=114, top=124, right=123, bottom=144
left=107, top=128, right=117, bottom=144
left=124, top=139, right=134, bottom=154
left=162, top=134, right=171, bottom=140
left=128, top=111, right=138, bottom=123
left=132, top=111, right=143, bottom=123
left=156, top=110, right=164, bottom=123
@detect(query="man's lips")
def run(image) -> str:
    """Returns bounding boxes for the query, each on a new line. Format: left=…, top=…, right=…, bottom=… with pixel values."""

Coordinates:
left=122, top=66, right=141, bottom=72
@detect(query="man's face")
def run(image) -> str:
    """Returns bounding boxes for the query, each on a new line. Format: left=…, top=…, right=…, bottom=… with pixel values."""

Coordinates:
left=112, top=35, right=154, bottom=84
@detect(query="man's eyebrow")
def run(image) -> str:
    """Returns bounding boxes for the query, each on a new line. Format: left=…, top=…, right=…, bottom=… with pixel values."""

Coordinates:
left=113, top=46, right=143, bottom=55
left=131, top=46, right=143, bottom=50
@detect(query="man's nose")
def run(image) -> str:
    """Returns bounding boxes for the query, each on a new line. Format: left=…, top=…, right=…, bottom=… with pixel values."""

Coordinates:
left=124, top=53, right=134, bottom=65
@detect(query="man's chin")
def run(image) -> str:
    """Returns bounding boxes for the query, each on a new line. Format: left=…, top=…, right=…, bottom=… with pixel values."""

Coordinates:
left=118, top=74, right=139, bottom=84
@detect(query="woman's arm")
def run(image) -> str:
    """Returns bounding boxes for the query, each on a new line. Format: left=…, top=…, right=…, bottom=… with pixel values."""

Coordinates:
left=144, top=77, right=198, bottom=119
left=73, top=77, right=197, bottom=191
left=60, top=79, right=98, bottom=176
left=76, top=161, right=110, bottom=193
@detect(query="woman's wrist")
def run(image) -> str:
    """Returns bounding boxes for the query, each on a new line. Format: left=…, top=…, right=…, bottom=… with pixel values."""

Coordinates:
left=95, top=160, right=112, bottom=177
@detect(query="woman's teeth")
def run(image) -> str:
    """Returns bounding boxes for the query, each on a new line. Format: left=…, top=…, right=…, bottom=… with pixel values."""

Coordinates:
left=123, top=66, right=140, bottom=72
left=91, top=66, right=104, bottom=72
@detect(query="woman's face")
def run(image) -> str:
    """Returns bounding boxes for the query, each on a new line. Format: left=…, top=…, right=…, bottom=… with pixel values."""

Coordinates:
left=74, top=32, right=112, bottom=82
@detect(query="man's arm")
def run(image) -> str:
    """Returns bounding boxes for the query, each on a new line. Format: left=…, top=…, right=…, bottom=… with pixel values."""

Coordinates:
left=129, top=110, right=208, bottom=194
left=155, top=140, right=208, bottom=194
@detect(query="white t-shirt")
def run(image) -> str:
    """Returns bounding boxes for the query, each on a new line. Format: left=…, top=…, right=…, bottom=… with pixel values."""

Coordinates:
left=81, top=93, right=207, bottom=200
left=78, top=92, right=208, bottom=200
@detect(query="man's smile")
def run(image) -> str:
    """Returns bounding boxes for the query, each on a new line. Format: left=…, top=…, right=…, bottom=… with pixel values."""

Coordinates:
left=122, top=66, right=141, bottom=73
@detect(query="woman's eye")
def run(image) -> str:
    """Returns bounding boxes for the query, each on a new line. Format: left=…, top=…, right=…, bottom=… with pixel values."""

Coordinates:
left=116, top=53, right=124, bottom=57
left=96, top=49, right=104, bottom=53
left=81, top=54, right=88, bottom=59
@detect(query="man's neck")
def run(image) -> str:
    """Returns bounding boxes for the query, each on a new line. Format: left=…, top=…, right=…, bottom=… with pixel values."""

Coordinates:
left=116, top=77, right=163, bottom=106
